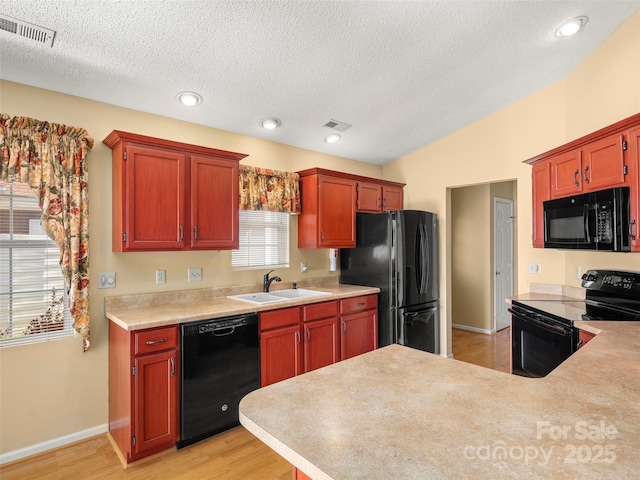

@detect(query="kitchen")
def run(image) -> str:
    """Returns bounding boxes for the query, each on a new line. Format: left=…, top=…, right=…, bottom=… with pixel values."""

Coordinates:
left=2, top=2, right=640, bottom=478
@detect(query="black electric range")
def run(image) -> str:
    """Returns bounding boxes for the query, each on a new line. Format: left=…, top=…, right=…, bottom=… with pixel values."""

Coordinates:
left=513, top=269, right=640, bottom=325
left=510, top=270, right=640, bottom=378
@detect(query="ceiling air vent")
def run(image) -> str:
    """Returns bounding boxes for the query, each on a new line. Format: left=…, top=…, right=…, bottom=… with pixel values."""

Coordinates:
left=324, top=119, right=352, bottom=132
left=0, top=14, right=56, bottom=47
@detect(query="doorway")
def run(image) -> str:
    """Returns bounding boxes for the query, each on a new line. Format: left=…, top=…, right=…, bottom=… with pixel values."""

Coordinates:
left=450, top=181, right=517, bottom=337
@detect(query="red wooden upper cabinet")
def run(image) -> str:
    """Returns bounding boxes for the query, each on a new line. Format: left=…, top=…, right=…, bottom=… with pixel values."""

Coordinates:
left=298, top=169, right=357, bottom=248
left=383, top=184, right=404, bottom=210
left=357, top=181, right=382, bottom=212
left=581, top=133, right=626, bottom=191
left=524, top=112, right=640, bottom=251
left=627, top=127, right=640, bottom=252
left=550, top=149, right=582, bottom=198
left=103, top=130, right=246, bottom=252
left=357, top=182, right=404, bottom=212
left=297, top=168, right=404, bottom=248
left=531, top=160, right=550, bottom=248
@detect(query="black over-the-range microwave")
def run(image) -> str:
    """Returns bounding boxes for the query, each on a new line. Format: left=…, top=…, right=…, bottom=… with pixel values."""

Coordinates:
left=543, top=186, right=631, bottom=251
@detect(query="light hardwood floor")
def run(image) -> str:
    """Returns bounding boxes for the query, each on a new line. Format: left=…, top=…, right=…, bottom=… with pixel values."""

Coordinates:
left=0, top=329, right=510, bottom=479
left=451, top=326, right=511, bottom=374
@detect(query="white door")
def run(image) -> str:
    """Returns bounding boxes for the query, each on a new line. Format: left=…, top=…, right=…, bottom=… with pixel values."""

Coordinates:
left=494, top=198, right=514, bottom=331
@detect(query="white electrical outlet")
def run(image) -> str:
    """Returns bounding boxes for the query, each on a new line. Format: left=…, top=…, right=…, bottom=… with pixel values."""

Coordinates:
left=188, top=267, right=202, bottom=282
left=98, top=272, right=116, bottom=288
left=574, top=266, right=581, bottom=280
left=156, top=269, right=166, bottom=285
left=528, top=262, right=541, bottom=275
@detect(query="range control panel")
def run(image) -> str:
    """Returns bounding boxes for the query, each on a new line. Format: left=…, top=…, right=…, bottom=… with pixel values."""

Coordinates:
left=582, top=269, right=640, bottom=296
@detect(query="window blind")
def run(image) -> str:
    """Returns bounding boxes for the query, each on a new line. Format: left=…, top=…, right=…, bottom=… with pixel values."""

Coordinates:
left=232, top=210, right=289, bottom=270
left=0, top=182, right=73, bottom=346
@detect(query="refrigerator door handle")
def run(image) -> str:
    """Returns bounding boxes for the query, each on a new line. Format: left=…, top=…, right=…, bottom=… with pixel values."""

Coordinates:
left=416, top=224, right=429, bottom=294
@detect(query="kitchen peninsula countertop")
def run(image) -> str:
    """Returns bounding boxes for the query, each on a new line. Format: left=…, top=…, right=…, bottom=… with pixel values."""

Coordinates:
left=105, top=282, right=380, bottom=330
left=240, top=321, right=640, bottom=479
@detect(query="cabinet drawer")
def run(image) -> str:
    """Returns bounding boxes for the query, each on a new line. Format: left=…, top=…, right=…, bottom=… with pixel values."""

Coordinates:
left=134, top=326, right=178, bottom=355
left=260, top=307, right=300, bottom=331
left=340, top=295, right=377, bottom=315
left=303, top=300, right=338, bottom=322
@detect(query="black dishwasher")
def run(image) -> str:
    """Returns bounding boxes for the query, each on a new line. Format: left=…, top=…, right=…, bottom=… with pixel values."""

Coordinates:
left=178, top=312, right=260, bottom=448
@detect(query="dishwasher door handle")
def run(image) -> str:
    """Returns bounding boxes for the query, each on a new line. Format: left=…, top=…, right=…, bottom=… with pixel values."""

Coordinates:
left=213, top=327, right=236, bottom=336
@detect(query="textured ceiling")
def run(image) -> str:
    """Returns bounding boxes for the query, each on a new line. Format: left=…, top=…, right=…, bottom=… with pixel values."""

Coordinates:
left=1, top=1, right=638, bottom=165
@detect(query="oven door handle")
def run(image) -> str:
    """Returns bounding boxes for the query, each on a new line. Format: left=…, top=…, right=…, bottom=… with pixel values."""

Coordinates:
left=508, top=308, right=572, bottom=336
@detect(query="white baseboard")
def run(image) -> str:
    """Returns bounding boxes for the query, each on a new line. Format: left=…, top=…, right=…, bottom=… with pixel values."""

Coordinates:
left=0, top=423, right=108, bottom=465
left=452, top=323, right=495, bottom=335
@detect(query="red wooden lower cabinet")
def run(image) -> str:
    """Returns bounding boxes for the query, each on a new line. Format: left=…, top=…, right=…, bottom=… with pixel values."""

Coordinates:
left=339, top=295, right=378, bottom=360
left=293, top=467, right=313, bottom=480
left=260, top=323, right=303, bottom=387
left=109, top=323, right=179, bottom=464
left=302, top=301, right=339, bottom=373
left=579, top=329, right=596, bottom=348
left=259, top=294, right=378, bottom=388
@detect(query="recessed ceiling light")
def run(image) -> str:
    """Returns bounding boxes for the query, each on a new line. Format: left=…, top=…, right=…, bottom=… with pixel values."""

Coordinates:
left=177, top=91, right=202, bottom=106
left=324, top=134, right=341, bottom=144
left=261, top=118, right=281, bottom=130
left=555, top=16, right=588, bottom=37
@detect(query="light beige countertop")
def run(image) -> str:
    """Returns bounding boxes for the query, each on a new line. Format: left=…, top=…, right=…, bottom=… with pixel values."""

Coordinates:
left=105, top=282, right=380, bottom=331
left=240, top=321, right=640, bottom=479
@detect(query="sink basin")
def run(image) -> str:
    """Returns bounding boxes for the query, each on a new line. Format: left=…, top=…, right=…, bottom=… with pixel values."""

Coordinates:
left=227, top=289, right=330, bottom=304
left=270, top=288, right=331, bottom=299
left=227, top=292, right=288, bottom=304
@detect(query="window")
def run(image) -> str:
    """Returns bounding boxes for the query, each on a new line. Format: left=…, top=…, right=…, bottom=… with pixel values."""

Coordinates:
left=0, top=181, right=73, bottom=346
left=232, top=210, right=290, bottom=270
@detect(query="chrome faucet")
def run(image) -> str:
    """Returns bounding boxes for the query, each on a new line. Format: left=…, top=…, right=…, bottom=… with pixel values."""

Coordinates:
left=263, top=270, right=281, bottom=293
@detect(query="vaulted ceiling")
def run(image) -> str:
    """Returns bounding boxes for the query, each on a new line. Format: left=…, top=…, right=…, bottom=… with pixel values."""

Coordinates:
left=1, top=1, right=638, bottom=165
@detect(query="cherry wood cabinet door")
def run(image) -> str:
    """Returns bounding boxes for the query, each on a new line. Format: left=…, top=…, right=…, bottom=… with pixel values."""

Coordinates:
left=340, top=309, right=378, bottom=361
left=260, top=325, right=303, bottom=387
left=190, top=155, right=239, bottom=249
left=318, top=175, right=357, bottom=247
left=293, top=468, right=313, bottom=480
left=578, top=329, right=596, bottom=348
left=550, top=149, right=582, bottom=198
left=582, top=133, right=626, bottom=191
left=531, top=160, right=550, bottom=248
left=133, top=349, right=178, bottom=458
left=124, top=145, right=186, bottom=250
left=303, top=317, right=339, bottom=373
left=383, top=185, right=404, bottom=211
left=628, top=127, right=640, bottom=252
left=357, top=181, right=382, bottom=212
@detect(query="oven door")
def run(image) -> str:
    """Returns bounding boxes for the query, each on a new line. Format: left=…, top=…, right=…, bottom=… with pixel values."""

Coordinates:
left=510, top=307, right=579, bottom=378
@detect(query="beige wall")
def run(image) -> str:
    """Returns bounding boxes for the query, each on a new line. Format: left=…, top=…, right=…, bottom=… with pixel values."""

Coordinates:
left=451, top=184, right=491, bottom=330
left=2, top=9, right=640, bottom=457
left=0, top=80, right=387, bottom=454
left=383, top=11, right=640, bottom=355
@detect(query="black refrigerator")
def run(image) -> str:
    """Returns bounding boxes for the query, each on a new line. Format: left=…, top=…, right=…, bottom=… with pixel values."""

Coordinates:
left=340, top=210, right=439, bottom=354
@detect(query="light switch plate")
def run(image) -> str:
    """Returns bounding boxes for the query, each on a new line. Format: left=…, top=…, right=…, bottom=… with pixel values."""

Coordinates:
left=527, top=262, right=541, bottom=275
left=98, top=272, right=116, bottom=288
left=188, top=267, right=202, bottom=282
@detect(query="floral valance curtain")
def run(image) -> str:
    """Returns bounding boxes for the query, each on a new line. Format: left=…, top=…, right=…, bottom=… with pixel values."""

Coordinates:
left=0, top=114, right=93, bottom=352
left=239, top=165, right=301, bottom=214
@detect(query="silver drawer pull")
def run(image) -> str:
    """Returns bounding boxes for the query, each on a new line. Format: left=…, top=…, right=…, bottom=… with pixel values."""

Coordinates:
left=356, top=302, right=365, bottom=307
left=146, top=337, right=168, bottom=345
